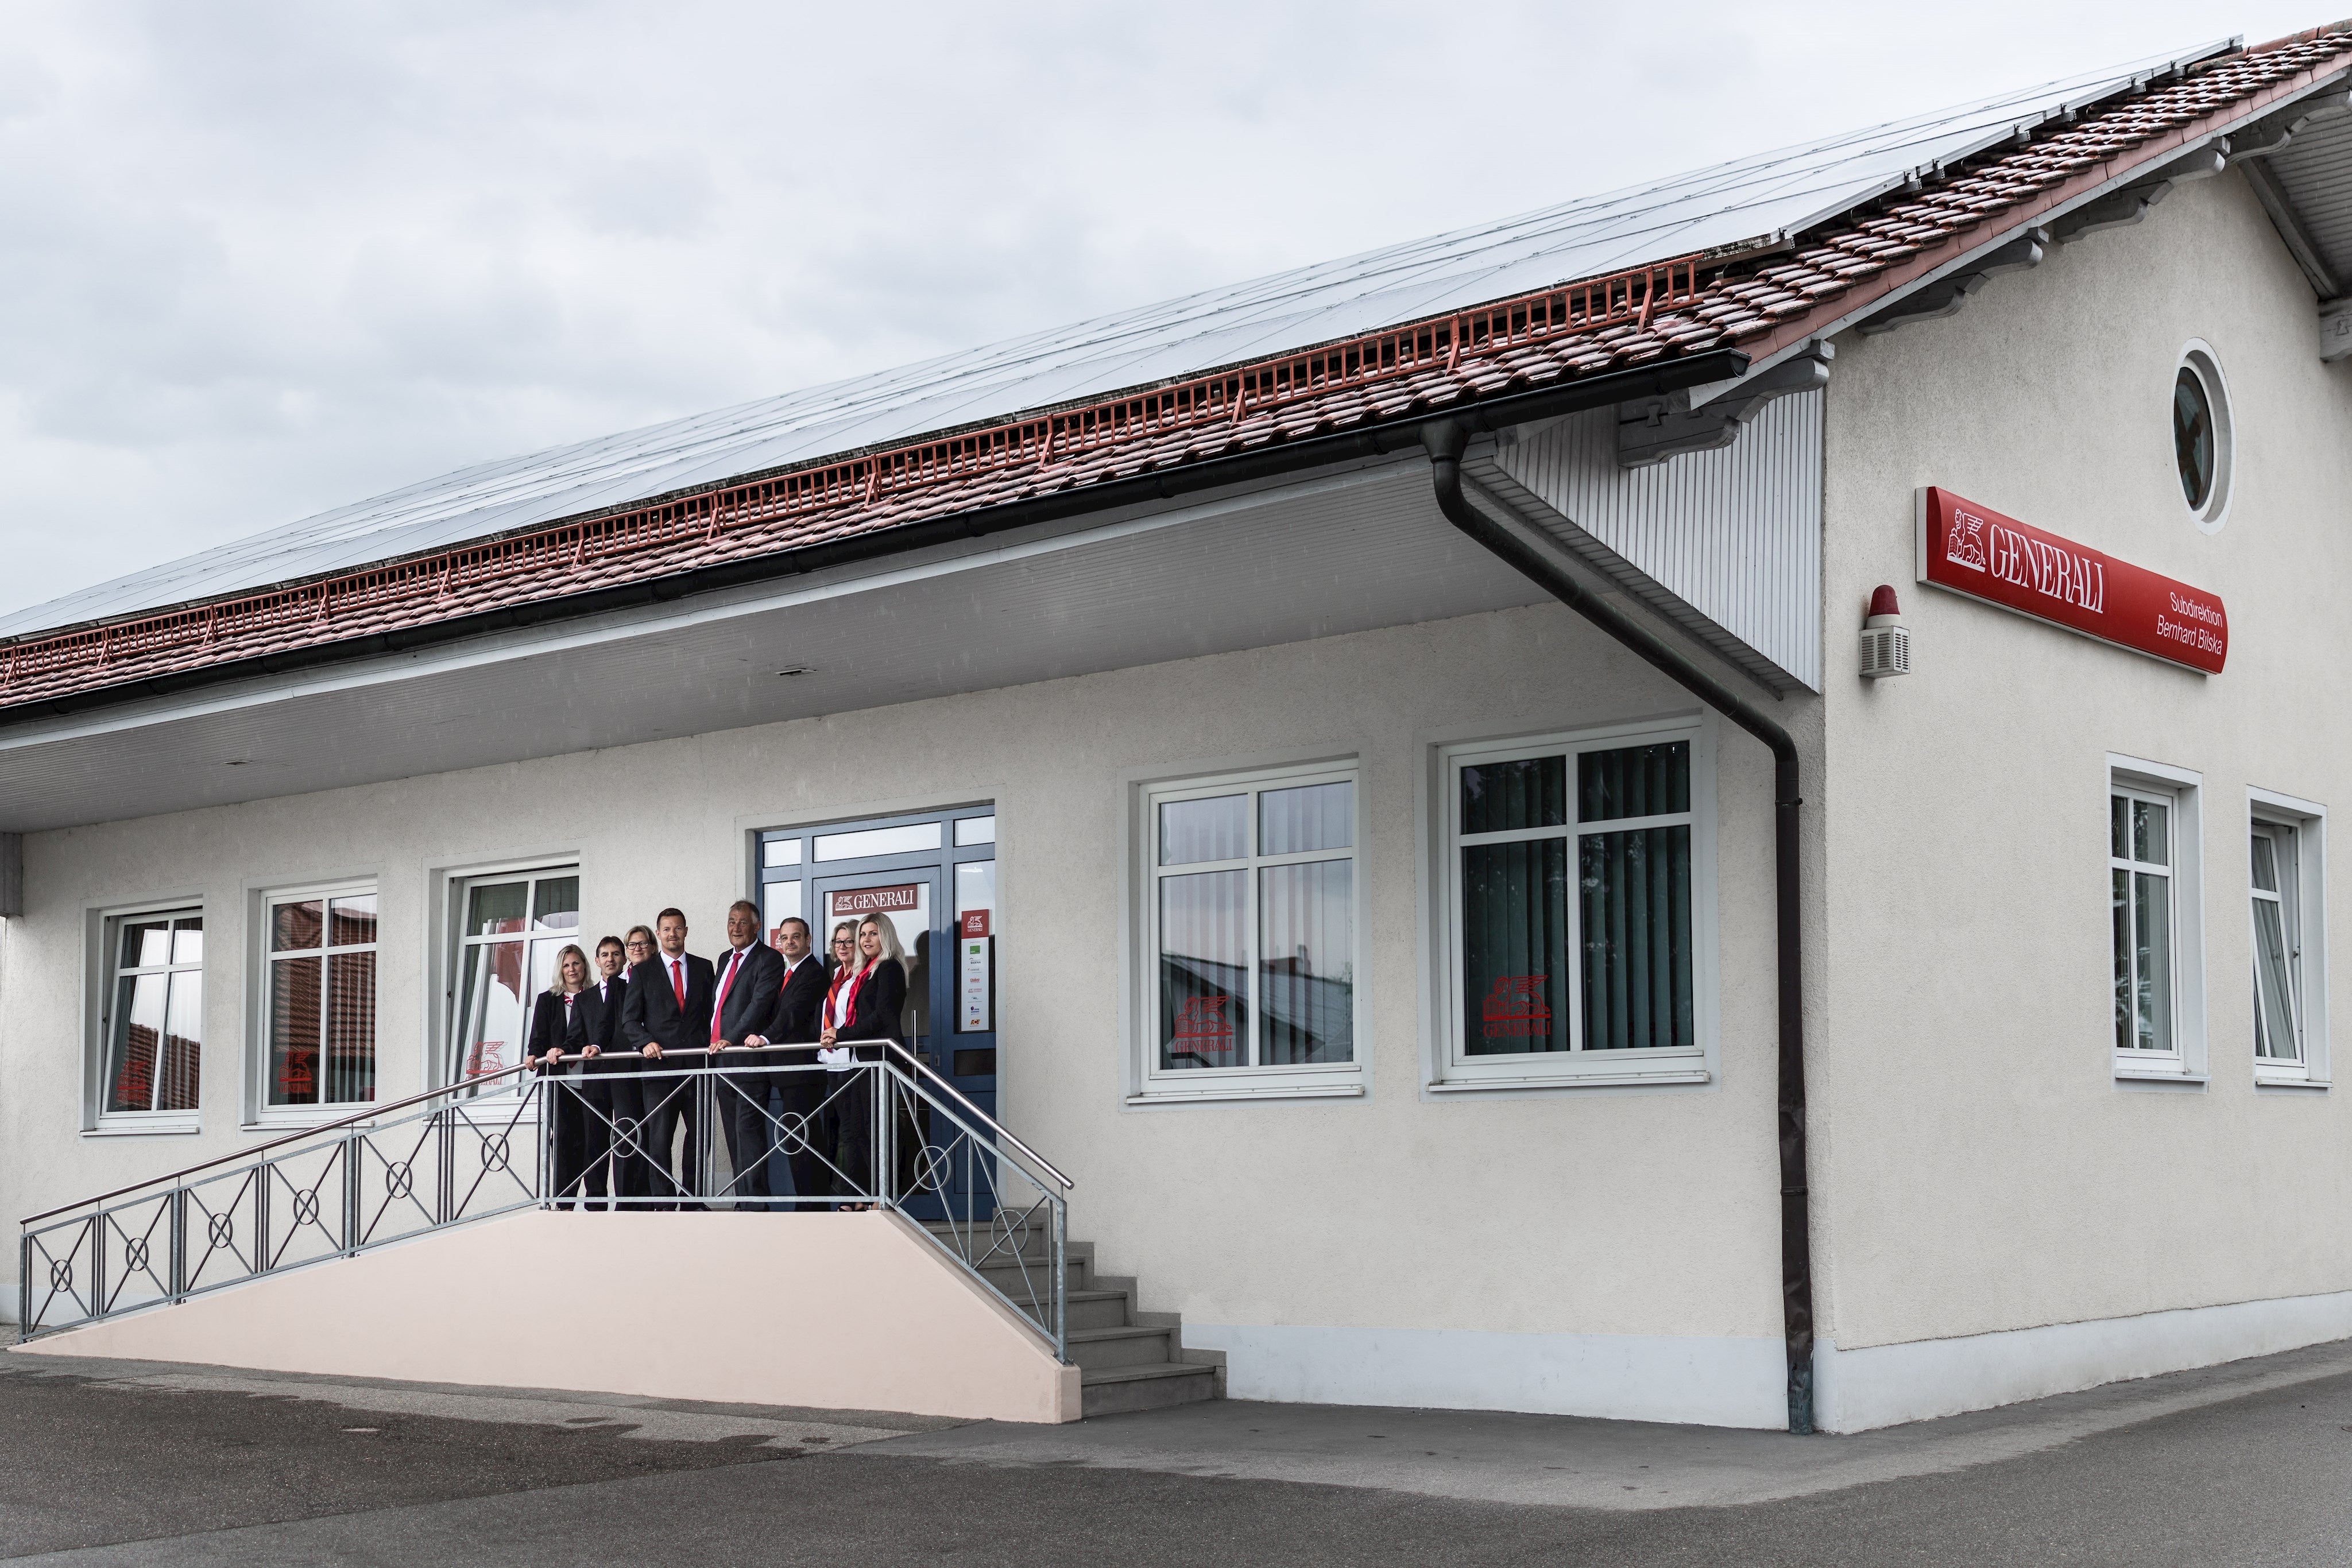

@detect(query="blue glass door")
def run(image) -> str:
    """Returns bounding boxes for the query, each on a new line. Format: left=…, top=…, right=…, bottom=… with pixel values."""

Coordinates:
left=760, top=807, right=997, bottom=1219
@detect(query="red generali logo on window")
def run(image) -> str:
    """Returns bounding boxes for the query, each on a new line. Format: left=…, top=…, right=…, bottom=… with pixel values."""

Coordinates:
left=1173, top=996, right=1234, bottom=1042
left=831, top=884, right=919, bottom=917
left=1481, top=975, right=1550, bottom=1039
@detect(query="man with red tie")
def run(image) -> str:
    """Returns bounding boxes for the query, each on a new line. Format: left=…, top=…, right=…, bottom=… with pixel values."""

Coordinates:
left=705, top=899, right=784, bottom=1207
left=619, top=907, right=716, bottom=1211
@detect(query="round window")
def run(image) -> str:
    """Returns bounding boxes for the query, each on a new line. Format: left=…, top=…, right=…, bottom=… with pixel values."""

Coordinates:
left=2173, top=367, right=2214, bottom=508
left=2172, top=343, right=2233, bottom=531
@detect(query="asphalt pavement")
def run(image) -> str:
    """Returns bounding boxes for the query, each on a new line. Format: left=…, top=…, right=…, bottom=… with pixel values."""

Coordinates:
left=5, top=1339, right=2352, bottom=1564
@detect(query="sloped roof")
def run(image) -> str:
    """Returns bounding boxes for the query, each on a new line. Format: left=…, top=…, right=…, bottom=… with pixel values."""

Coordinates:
left=0, top=37, right=2235, bottom=645
left=6, top=25, right=2351, bottom=714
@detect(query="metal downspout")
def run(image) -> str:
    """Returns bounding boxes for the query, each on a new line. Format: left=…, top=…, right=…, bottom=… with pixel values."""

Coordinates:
left=1420, top=420, right=1815, bottom=1436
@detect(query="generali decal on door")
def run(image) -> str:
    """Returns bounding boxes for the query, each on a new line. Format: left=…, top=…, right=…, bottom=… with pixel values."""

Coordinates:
left=831, top=885, right=920, bottom=918
left=1914, top=487, right=2228, bottom=673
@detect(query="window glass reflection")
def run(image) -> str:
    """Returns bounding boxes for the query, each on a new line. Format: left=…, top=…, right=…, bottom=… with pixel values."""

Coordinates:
left=273, top=900, right=323, bottom=952
left=1159, top=869, right=1247, bottom=1068
left=330, top=894, right=378, bottom=948
left=531, top=876, right=580, bottom=931
left=954, top=815, right=997, bottom=847
left=1462, top=758, right=1565, bottom=835
left=467, top=882, right=527, bottom=938
left=1160, top=795, right=1247, bottom=866
left=1260, top=860, right=1352, bottom=1064
left=1261, top=783, right=1351, bottom=856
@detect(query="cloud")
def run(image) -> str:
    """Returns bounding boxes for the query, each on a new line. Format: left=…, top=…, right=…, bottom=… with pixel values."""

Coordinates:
left=0, top=0, right=2318, bottom=625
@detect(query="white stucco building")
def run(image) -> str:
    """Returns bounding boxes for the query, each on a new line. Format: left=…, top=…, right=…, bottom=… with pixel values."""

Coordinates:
left=7, top=24, right=2352, bottom=1433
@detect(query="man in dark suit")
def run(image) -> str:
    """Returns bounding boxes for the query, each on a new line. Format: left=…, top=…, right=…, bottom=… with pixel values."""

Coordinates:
left=743, top=916, right=829, bottom=1209
left=620, top=907, right=715, bottom=1210
left=571, top=935, right=631, bottom=1209
left=706, top=899, right=784, bottom=1207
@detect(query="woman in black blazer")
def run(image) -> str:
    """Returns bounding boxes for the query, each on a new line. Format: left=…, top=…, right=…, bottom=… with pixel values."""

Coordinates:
left=528, top=945, right=593, bottom=1204
left=818, top=917, right=909, bottom=1207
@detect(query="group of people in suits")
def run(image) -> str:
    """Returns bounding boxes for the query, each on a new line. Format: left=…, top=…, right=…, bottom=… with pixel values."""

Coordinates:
left=522, top=900, right=910, bottom=1209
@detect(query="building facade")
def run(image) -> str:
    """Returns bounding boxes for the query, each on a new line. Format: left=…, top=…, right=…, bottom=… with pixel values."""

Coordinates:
left=6, top=27, right=2352, bottom=1432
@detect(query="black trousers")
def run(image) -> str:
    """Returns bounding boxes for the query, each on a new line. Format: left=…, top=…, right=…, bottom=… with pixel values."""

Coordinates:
left=632, top=1066, right=699, bottom=1210
left=603, top=1072, right=653, bottom=1203
left=766, top=1074, right=833, bottom=1209
left=721, top=1070, right=780, bottom=1209
left=546, top=1073, right=609, bottom=1209
left=819, top=1070, right=874, bottom=1201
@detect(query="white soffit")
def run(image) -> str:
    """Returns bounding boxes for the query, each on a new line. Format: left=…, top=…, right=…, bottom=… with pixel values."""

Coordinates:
left=2256, top=107, right=2352, bottom=292
left=0, top=465, right=1550, bottom=833
left=0, top=41, right=2232, bottom=645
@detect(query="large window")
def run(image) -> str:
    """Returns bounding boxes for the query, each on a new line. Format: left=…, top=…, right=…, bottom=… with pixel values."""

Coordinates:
left=96, top=908, right=203, bottom=1131
left=1138, top=762, right=1359, bottom=1099
left=1437, top=722, right=1712, bottom=1087
left=449, top=869, right=579, bottom=1086
left=266, top=884, right=378, bottom=1109
left=2107, top=758, right=2206, bottom=1085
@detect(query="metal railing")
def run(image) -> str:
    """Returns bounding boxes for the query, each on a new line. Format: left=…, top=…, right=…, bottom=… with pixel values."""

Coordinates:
left=20, top=1041, right=1073, bottom=1360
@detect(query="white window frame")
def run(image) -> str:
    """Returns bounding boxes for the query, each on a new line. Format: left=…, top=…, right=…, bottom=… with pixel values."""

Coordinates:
left=2249, top=788, right=2329, bottom=1090
left=250, top=878, right=381, bottom=1126
left=1430, top=715, right=1719, bottom=1091
left=2109, top=756, right=2207, bottom=1086
left=1129, top=757, right=1365, bottom=1104
left=86, top=899, right=206, bottom=1137
left=444, top=865, right=583, bottom=1094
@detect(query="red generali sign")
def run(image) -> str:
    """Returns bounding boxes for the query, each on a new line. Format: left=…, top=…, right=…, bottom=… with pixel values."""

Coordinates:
left=831, top=884, right=919, bottom=918
left=1914, top=487, right=2227, bottom=673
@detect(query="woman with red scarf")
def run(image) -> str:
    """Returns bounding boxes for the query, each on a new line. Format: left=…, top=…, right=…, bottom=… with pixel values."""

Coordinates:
left=817, top=916, right=908, bottom=1209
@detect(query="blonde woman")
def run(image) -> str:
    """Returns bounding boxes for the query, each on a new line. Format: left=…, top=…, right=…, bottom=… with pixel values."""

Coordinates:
left=817, top=916, right=908, bottom=1207
left=529, top=943, right=594, bottom=1207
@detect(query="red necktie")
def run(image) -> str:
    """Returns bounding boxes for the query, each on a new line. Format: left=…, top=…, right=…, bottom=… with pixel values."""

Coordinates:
left=670, top=958, right=685, bottom=1009
left=711, top=951, right=742, bottom=1043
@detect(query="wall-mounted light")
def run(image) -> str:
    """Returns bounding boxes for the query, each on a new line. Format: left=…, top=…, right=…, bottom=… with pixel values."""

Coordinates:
left=1859, top=586, right=1910, bottom=679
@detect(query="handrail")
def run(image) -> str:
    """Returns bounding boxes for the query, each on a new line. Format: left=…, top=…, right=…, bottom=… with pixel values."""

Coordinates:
left=537, top=1037, right=1072, bottom=1190
left=24, top=1035, right=1071, bottom=1226
left=18, top=1060, right=536, bottom=1225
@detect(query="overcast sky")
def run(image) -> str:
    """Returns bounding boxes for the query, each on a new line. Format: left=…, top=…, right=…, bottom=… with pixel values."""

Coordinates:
left=0, top=1, right=2327, bottom=625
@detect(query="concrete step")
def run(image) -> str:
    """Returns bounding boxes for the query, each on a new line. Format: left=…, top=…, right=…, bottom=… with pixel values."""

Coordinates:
left=1080, top=1361, right=1219, bottom=1418
left=1067, top=1323, right=1177, bottom=1372
left=1065, top=1290, right=1129, bottom=1332
left=972, top=1256, right=1086, bottom=1296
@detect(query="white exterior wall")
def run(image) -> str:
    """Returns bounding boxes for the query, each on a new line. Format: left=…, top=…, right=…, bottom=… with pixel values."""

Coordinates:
left=1813, top=171, right=2352, bottom=1424
left=0, top=602, right=1796, bottom=1426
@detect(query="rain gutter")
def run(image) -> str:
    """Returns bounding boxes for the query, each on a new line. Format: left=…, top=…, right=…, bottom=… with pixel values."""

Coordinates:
left=1420, top=415, right=1815, bottom=1436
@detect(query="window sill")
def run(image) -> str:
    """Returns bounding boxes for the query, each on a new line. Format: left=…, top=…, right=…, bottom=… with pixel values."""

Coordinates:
left=2113, top=1064, right=2208, bottom=1086
left=84, top=1117, right=201, bottom=1137
left=1125, top=1082, right=1364, bottom=1106
left=2256, top=1072, right=2330, bottom=1090
left=1428, top=1068, right=1712, bottom=1092
left=242, top=1108, right=379, bottom=1133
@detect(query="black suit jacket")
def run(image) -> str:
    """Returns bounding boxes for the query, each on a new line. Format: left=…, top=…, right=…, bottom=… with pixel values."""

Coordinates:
left=770, top=957, right=827, bottom=1049
left=575, top=975, right=630, bottom=1073
left=831, top=959, right=908, bottom=1055
left=710, top=944, right=784, bottom=1048
left=526, top=990, right=583, bottom=1069
left=621, top=952, right=717, bottom=1058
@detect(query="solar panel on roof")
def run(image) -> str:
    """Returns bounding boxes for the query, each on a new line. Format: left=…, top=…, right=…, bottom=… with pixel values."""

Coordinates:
left=0, top=36, right=2233, bottom=642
